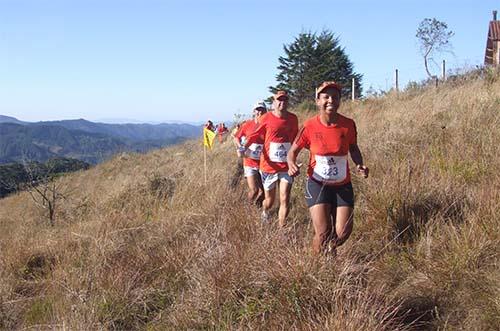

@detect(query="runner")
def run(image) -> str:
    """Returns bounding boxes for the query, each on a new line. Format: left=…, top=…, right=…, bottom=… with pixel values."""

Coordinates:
left=204, top=120, right=215, bottom=132
left=244, top=91, right=298, bottom=226
left=217, top=122, right=229, bottom=143
left=287, top=81, right=369, bottom=255
left=234, top=101, right=267, bottom=206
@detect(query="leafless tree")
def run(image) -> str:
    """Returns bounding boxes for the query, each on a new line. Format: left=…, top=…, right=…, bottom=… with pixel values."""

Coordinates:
left=416, top=18, right=454, bottom=79
left=23, top=161, right=71, bottom=226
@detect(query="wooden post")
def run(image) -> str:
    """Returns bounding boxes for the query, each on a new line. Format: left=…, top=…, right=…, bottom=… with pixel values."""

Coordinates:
left=442, top=60, right=446, bottom=80
left=204, top=144, right=207, bottom=184
left=435, top=77, right=439, bottom=88
left=395, top=69, right=399, bottom=92
left=351, top=78, right=355, bottom=100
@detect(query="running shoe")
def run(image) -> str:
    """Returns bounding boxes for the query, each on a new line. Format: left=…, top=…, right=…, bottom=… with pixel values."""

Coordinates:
left=261, top=210, right=270, bottom=224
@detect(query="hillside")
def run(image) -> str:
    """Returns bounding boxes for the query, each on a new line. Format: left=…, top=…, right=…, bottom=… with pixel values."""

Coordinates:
left=0, top=158, right=90, bottom=198
left=0, top=119, right=200, bottom=164
left=0, top=123, right=130, bottom=164
left=0, top=71, right=499, bottom=330
left=30, top=119, right=201, bottom=142
left=0, top=115, right=27, bottom=125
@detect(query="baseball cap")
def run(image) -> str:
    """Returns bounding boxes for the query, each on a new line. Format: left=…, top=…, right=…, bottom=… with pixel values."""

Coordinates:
left=253, top=101, right=267, bottom=111
left=315, top=81, right=342, bottom=98
left=273, top=90, right=289, bottom=100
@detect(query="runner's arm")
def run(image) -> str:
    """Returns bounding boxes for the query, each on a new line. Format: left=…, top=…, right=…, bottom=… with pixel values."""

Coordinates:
left=287, top=143, right=302, bottom=177
left=233, top=135, right=242, bottom=148
left=243, top=123, right=266, bottom=148
left=233, top=135, right=245, bottom=158
left=349, top=144, right=369, bottom=178
left=233, top=126, right=246, bottom=157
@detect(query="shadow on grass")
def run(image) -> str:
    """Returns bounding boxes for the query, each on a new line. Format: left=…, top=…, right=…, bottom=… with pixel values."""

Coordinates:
left=390, top=190, right=467, bottom=244
left=395, top=295, right=438, bottom=330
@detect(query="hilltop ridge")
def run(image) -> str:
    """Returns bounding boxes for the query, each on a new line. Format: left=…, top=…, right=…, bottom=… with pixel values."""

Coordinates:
left=0, top=70, right=499, bottom=329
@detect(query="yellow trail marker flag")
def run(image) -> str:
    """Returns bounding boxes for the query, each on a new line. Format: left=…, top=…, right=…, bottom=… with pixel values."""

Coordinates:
left=203, top=128, right=216, bottom=149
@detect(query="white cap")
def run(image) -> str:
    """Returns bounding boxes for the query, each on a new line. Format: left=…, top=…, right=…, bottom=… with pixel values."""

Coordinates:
left=253, top=101, right=267, bottom=110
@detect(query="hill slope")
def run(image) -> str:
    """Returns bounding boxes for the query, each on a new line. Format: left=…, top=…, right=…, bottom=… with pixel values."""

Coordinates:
left=0, top=71, right=499, bottom=330
left=31, top=119, right=200, bottom=142
left=0, top=115, right=27, bottom=125
left=0, top=118, right=200, bottom=164
left=0, top=123, right=132, bottom=164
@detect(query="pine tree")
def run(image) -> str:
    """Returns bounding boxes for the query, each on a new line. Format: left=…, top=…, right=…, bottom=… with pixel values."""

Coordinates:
left=270, top=30, right=362, bottom=105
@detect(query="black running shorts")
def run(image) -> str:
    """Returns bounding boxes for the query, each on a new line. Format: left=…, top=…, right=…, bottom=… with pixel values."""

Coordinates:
left=305, top=178, right=354, bottom=208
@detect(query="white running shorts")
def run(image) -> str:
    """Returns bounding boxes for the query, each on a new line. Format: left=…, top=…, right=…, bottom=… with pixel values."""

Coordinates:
left=244, top=166, right=260, bottom=178
left=260, top=171, right=293, bottom=191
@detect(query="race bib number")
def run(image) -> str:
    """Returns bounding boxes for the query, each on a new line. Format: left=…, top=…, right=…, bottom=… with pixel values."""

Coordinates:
left=245, top=143, right=263, bottom=160
left=312, top=155, right=348, bottom=183
left=269, top=142, right=291, bottom=163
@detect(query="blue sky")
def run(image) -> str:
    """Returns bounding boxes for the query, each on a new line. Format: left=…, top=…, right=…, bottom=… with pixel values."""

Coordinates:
left=0, top=0, right=497, bottom=123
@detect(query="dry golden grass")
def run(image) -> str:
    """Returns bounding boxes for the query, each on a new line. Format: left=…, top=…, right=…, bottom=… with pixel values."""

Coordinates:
left=1, top=70, right=499, bottom=330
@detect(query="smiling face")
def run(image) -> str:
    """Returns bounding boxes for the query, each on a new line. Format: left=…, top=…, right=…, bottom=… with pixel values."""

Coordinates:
left=316, top=86, right=341, bottom=115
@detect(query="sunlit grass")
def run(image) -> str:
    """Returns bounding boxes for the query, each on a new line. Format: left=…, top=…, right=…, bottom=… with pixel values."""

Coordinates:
left=0, top=69, right=499, bottom=330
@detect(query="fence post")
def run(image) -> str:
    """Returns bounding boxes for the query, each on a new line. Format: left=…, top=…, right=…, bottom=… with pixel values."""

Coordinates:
left=442, top=60, right=446, bottom=80
left=395, top=69, right=399, bottom=92
left=352, top=78, right=355, bottom=100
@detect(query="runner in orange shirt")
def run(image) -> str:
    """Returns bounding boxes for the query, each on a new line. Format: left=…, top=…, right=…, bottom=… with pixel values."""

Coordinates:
left=244, top=91, right=299, bottom=226
left=217, top=122, right=229, bottom=143
left=234, top=101, right=267, bottom=206
left=287, top=81, right=369, bottom=255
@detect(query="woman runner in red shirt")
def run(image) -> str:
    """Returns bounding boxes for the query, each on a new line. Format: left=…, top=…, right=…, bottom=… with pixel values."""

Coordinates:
left=287, top=81, right=369, bottom=255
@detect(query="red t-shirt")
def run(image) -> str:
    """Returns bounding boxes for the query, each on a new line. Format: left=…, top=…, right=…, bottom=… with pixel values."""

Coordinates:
left=294, top=114, right=357, bottom=186
left=235, top=120, right=263, bottom=168
left=245, top=111, right=299, bottom=174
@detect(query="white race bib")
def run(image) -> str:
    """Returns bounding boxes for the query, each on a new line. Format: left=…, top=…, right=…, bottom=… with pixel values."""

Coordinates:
left=269, top=142, right=291, bottom=163
left=312, top=155, right=348, bottom=183
left=245, top=143, right=263, bottom=160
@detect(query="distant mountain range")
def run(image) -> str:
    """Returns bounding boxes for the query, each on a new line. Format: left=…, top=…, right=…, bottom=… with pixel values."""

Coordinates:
left=0, top=115, right=201, bottom=164
left=0, top=115, right=28, bottom=125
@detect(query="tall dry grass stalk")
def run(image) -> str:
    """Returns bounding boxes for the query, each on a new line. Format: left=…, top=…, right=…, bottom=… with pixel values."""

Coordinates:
left=1, top=71, right=499, bottom=330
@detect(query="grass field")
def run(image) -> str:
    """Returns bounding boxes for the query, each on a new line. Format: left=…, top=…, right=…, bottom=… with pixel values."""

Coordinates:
left=1, top=69, right=499, bottom=330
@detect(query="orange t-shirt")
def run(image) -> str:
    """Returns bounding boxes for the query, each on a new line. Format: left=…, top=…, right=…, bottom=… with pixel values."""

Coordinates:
left=294, top=114, right=357, bottom=186
left=235, top=119, right=263, bottom=168
left=245, top=111, right=299, bottom=173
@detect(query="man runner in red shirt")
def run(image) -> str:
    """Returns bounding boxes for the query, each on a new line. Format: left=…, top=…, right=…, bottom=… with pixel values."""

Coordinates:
left=244, top=91, right=299, bottom=226
left=287, top=81, right=368, bottom=255
left=234, top=101, right=267, bottom=206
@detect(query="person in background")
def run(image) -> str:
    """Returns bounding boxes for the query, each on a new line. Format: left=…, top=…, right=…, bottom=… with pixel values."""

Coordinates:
left=244, top=91, right=298, bottom=226
left=234, top=101, right=267, bottom=206
left=205, top=120, right=215, bottom=132
left=287, top=81, right=369, bottom=256
left=217, top=122, right=229, bottom=143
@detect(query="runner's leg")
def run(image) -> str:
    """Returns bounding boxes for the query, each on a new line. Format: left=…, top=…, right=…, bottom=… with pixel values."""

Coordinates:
left=255, top=175, right=264, bottom=208
left=263, top=186, right=276, bottom=214
left=278, top=179, right=292, bottom=227
left=309, top=203, right=333, bottom=254
left=246, top=173, right=260, bottom=202
left=332, top=206, right=354, bottom=248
